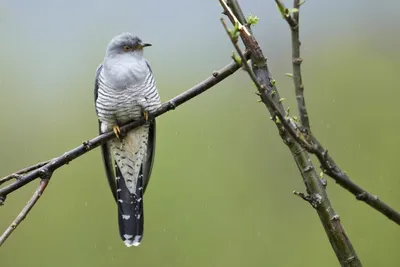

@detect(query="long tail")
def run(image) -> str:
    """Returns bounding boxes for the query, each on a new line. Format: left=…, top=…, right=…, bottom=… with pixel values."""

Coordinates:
left=115, top=164, right=144, bottom=247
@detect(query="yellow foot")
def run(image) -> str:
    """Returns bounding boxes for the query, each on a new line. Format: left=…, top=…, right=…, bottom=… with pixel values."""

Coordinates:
left=113, top=125, right=121, bottom=139
left=143, top=111, right=149, bottom=121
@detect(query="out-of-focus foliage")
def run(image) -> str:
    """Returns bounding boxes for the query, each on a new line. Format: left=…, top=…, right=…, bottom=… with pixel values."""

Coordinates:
left=0, top=1, right=399, bottom=266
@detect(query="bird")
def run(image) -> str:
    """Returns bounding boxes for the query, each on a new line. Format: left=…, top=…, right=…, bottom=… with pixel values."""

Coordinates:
left=94, top=32, right=161, bottom=247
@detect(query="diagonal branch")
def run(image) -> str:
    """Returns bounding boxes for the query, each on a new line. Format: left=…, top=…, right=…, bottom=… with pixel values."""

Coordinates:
left=219, top=1, right=362, bottom=266
left=275, top=0, right=400, bottom=225
left=0, top=161, right=49, bottom=187
left=0, top=55, right=248, bottom=246
left=0, top=175, right=51, bottom=246
left=0, top=56, right=248, bottom=198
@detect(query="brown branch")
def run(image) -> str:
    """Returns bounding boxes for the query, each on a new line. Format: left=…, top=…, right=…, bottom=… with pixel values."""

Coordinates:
left=0, top=176, right=51, bottom=246
left=0, top=161, right=49, bottom=187
left=275, top=0, right=309, bottom=130
left=275, top=0, right=400, bottom=224
left=0, top=55, right=249, bottom=246
left=219, top=1, right=362, bottom=266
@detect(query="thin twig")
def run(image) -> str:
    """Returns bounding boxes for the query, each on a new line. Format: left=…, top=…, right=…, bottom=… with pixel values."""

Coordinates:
left=275, top=0, right=309, bottom=131
left=0, top=177, right=51, bottom=246
left=219, top=1, right=362, bottom=266
left=313, top=139, right=400, bottom=224
left=275, top=0, right=400, bottom=224
left=0, top=55, right=249, bottom=200
left=0, top=161, right=49, bottom=186
left=275, top=0, right=299, bottom=32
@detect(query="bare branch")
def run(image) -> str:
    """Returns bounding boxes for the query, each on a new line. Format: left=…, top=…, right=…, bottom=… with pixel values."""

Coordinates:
left=0, top=161, right=49, bottom=187
left=275, top=0, right=299, bottom=31
left=0, top=176, right=51, bottom=246
left=219, top=1, right=362, bottom=266
left=275, top=0, right=309, bottom=130
left=312, top=139, right=400, bottom=224
left=275, top=0, right=400, bottom=224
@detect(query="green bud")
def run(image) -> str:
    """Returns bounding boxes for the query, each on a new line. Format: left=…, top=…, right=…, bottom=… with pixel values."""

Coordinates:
left=247, top=15, right=259, bottom=25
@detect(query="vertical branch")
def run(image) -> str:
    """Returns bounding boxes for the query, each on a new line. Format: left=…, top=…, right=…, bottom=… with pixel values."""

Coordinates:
left=291, top=0, right=310, bottom=130
left=275, top=0, right=400, bottom=224
left=219, top=1, right=362, bottom=266
left=275, top=0, right=310, bottom=130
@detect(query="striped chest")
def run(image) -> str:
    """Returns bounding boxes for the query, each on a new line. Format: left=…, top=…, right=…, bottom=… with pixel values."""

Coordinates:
left=96, top=71, right=159, bottom=126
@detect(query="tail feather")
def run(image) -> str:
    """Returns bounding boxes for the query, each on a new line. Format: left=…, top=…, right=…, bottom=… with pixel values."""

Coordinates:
left=116, top=163, right=144, bottom=247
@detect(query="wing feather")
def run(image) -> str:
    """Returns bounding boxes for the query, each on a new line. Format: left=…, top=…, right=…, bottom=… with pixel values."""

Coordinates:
left=94, top=64, right=117, bottom=201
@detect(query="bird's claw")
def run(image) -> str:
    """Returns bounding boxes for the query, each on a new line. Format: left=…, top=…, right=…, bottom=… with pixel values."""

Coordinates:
left=143, top=111, right=149, bottom=121
left=113, top=125, right=122, bottom=139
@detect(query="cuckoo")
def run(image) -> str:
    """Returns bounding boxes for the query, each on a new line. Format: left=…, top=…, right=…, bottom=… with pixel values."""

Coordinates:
left=94, top=32, right=161, bottom=247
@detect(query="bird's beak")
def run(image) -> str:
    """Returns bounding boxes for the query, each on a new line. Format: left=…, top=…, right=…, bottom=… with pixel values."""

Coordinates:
left=141, top=43, right=152, bottom=48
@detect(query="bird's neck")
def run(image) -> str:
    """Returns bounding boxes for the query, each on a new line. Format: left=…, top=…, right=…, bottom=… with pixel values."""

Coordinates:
left=103, top=55, right=148, bottom=90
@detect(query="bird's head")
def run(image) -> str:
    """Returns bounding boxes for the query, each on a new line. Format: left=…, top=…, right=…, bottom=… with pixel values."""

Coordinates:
left=105, top=32, right=152, bottom=60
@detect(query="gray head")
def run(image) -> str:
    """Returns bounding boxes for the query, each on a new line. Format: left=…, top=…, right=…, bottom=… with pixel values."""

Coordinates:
left=105, top=32, right=151, bottom=60
left=102, top=33, right=152, bottom=88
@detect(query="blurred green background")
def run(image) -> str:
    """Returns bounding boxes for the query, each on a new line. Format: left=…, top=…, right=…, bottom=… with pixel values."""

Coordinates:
left=1, top=0, right=399, bottom=266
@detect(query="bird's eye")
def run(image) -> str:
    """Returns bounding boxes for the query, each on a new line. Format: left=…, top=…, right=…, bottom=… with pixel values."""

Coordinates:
left=123, top=46, right=131, bottom=51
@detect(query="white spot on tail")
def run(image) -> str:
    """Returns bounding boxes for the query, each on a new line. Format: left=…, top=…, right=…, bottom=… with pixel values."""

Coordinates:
left=122, top=215, right=130, bottom=220
left=123, top=234, right=133, bottom=242
left=118, top=199, right=123, bottom=203
left=123, top=235, right=141, bottom=247
left=117, top=189, right=122, bottom=192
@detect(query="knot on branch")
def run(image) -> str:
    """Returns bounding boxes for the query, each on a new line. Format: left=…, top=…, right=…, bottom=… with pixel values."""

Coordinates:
left=82, top=141, right=92, bottom=151
left=356, top=192, right=378, bottom=202
left=331, top=214, right=340, bottom=221
left=39, top=168, right=52, bottom=180
left=293, top=191, right=322, bottom=208
left=303, top=165, right=314, bottom=173
left=168, top=101, right=176, bottom=110
left=293, top=57, right=303, bottom=65
left=346, top=256, right=357, bottom=263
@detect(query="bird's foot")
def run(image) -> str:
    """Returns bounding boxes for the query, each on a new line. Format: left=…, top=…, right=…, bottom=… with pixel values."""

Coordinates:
left=113, top=125, right=122, bottom=140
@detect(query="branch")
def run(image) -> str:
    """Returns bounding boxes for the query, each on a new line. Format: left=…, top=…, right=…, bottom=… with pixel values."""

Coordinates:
left=276, top=0, right=310, bottom=130
left=0, top=55, right=248, bottom=246
left=275, top=0, right=400, bottom=225
left=0, top=176, right=51, bottom=246
left=0, top=161, right=49, bottom=187
left=0, top=56, right=247, bottom=198
left=219, top=1, right=362, bottom=266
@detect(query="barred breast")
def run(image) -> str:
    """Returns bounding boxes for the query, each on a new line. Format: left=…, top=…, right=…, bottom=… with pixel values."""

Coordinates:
left=95, top=66, right=161, bottom=131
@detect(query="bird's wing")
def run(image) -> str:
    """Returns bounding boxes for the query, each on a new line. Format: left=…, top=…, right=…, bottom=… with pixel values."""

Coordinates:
left=94, top=64, right=118, bottom=202
left=142, top=119, right=156, bottom=193
left=142, top=59, right=157, bottom=193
